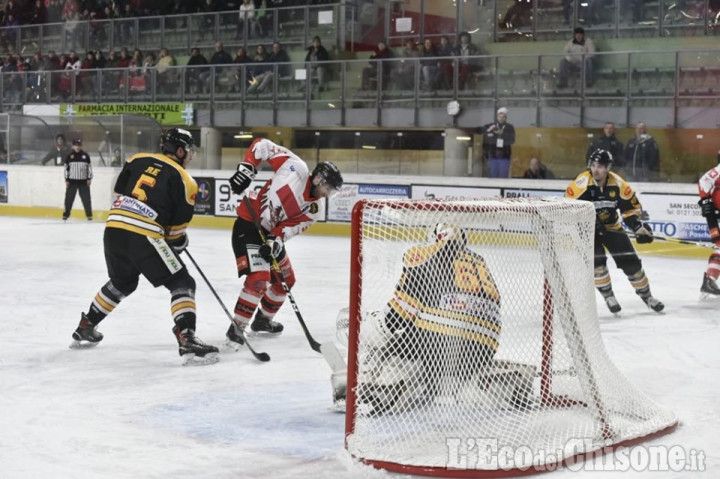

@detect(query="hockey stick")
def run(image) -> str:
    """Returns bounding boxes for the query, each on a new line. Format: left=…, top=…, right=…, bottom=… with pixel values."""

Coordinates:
left=243, top=196, right=323, bottom=353
left=184, top=248, right=271, bottom=362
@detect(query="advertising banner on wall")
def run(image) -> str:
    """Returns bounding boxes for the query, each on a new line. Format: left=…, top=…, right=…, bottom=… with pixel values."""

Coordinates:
left=193, top=177, right=215, bottom=216
left=215, top=179, right=327, bottom=222
left=502, top=188, right=564, bottom=198
left=410, top=185, right=501, bottom=200
left=328, top=183, right=410, bottom=222
left=639, top=193, right=709, bottom=241
left=0, top=170, right=7, bottom=203
left=60, top=103, right=194, bottom=126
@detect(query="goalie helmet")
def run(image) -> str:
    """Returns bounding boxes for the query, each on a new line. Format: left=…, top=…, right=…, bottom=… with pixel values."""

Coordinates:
left=311, top=161, right=344, bottom=190
left=160, top=128, right=195, bottom=162
left=587, top=149, right=613, bottom=169
left=430, top=223, right=468, bottom=248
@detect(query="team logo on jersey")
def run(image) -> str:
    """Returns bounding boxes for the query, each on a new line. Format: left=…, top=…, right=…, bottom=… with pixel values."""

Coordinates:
left=309, top=202, right=319, bottom=214
left=609, top=190, right=616, bottom=198
left=576, top=176, right=588, bottom=188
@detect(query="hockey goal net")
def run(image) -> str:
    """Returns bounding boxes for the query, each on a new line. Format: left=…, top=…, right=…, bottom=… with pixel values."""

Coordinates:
left=345, top=197, right=677, bottom=476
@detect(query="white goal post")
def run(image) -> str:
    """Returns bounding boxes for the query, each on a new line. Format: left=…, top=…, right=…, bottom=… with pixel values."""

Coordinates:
left=344, top=197, right=677, bottom=477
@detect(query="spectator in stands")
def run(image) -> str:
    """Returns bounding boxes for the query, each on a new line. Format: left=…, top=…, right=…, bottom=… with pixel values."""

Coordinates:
left=587, top=122, right=624, bottom=166
left=249, top=41, right=289, bottom=94
left=42, top=134, right=70, bottom=166
left=523, top=157, right=555, bottom=179
left=257, top=0, right=271, bottom=38
left=79, top=50, right=97, bottom=95
left=480, top=106, right=516, bottom=178
left=453, top=31, right=480, bottom=90
left=499, top=0, right=533, bottom=30
left=420, top=38, right=441, bottom=91
left=127, top=49, right=147, bottom=94
left=48, top=0, right=63, bottom=23
left=119, top=4, right=135, bottom=46
left=233, top=47, right=251, bottom=93
left=305, top=35, right=330, bottom=92
left=25, top=51, right=44, bottom=102
left=201, top=41, right=233, bottom=93
left=247, top=44, right=269, bottom=94
left=103, top=50, right=119, bottom=94
left=395, top=38, right=419, bottom=90
left=30, top=0, right=48, bottom=24
left=436, top=35, right=454, bottom=89
left=237, top=0, right=261, bottom=39
left=156, top=48, right=177, bottom=95
left=1, top=13, right=20, bottom=51
left=624, top=122, right=660, bottom=182
left=94, top=50, right=106, bottom=69
left=4, top=0, right=20, bottom=21
left=186, top=47, right=208, bottom=94
left=198, top=0, right=218, bottom=41
left=557, top=27, right=595, bottom=89
left=361, top=39, right=393, bottom=90
left=46, top=50, right=61, bottom=71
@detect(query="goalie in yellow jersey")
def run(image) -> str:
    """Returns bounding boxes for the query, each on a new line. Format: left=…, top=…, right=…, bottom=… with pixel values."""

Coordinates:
left=354, top=223, right=534, bottom=416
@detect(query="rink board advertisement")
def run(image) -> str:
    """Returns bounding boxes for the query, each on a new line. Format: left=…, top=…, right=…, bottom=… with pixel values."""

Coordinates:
left=411, top=185, right=502, bottom=200
left=215, top=179, right=327, bottom=221
left=327, top=184, right=410, bottom=222
left=502, top=188, right=564, bottom=198
left=193, top=177, right=215, bottom=216
left=640, top=192, right=710, bottom=241
left=0, top=171, right=6, bottom=203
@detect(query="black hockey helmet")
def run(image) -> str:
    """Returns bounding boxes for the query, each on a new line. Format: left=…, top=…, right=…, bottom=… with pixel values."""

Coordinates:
left=311, top=161, right=343, bottom=190
left=588, top=149, right=613, bottom=169
left=160, top=128, right=195, bottom=161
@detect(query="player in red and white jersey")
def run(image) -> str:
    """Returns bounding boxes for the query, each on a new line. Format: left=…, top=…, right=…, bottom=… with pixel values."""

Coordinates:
left=224, top=138, right=343, bottom=347
left=697, top=161, right=720, bottom=296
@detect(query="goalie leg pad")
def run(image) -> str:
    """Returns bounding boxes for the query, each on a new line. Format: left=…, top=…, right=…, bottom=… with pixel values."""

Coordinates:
left=357, top=354, right=425, bottom=416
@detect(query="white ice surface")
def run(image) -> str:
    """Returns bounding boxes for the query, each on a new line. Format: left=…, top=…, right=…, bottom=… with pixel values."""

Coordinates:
left=0, top=217, right=716, bottom=478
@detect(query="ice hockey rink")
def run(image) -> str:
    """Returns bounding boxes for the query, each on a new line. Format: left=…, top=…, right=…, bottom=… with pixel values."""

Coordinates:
left=0, top=216, right=716, bottom=478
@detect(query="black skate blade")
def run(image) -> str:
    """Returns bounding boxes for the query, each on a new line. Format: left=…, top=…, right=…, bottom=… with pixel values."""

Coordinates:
left=69, top=340, right=100, bottom=349
left=181, top=352, right=220, bottom=366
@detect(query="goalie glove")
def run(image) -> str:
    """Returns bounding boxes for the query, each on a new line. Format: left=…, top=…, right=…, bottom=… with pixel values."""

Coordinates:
left=632, top=221, right=654, bottom=244
left=259, top=235, right=283, bottom=261
left=170, top=234, right=189, bottom=254
left=229, top=162, right=257, bottom=195
left=699, top=197, right=716, bottom=218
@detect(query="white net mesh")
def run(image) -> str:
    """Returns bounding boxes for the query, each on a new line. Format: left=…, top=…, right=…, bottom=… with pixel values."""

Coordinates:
left=345, top=197, right=677, bottom=472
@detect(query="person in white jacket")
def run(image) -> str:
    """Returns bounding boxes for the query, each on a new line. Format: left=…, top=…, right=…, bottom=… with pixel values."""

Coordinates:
left=557, top=27, right=596, bottom=89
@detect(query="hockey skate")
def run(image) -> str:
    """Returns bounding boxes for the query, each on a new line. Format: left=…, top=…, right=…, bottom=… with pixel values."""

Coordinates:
left=250, top=312, right=284, bottom=336
left=69, top=313, right=104, bottom=349
left=602, top=293, right=622, bottom=314
left=641, top=295, right=665, bottom=313
left=172, top=326, right=220, bottom=366
left=700, top=273, right=720, bottom=299
left=225, top=321, right=247, bottom=351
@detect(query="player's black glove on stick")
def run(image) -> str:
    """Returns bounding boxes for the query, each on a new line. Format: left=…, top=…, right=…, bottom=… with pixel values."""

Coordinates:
left=259, top=235, right=283, bottom=261
left=171, top=234, right=189, bottom=253
left=229, top=162, right=257, bottom=195
left=699, top=197, right=715, bottom=218
left=633, top=222, right=654, bottom=244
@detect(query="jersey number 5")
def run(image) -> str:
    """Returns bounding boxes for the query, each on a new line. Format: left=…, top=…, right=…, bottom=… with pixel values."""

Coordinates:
left=131, top=174, right=157, bottom=202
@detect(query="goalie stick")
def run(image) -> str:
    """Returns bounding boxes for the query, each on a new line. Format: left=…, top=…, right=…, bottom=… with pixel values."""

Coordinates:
left=184, top=248, right=270, bottom=362
left=242, top=196, right=345, bottom=366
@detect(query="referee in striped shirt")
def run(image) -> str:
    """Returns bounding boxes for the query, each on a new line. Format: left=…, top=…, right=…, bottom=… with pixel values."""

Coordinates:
left=63, top=138, right=93, bottom=221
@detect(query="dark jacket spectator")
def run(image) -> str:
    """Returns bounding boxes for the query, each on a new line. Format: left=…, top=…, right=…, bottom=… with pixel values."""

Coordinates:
left=523, top=157, right=555, bottom=179
left=587, top=122, right=624, bottom=166
left=362, top=40, right=393, bottom=90
left=453, top=31, right=480, bottom=89
left=305, top=36, right=330, bottom=90
left=479, top=106, right=516, bottom=178
left=186, top=47, right=208, bottom=93
left=268, top=41, right=290, bottom=77
left=42, top=134, right=71, bottom=166
left=624, top=122, right=660, bottom=182
left=30, top=0, right=48, bottom=24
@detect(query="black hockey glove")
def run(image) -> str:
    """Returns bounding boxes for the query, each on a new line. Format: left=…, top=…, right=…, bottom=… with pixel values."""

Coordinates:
left=170, top=234, right=189, bottom=254
left=632, top=222, right=654, bottom=244
left=699, top=197, right=715, bottom=218
left=594, top=217, right=606, bottom=236
left=259, top=235, right=283, bottom=261
left=229, top=162, right=257, bottom=195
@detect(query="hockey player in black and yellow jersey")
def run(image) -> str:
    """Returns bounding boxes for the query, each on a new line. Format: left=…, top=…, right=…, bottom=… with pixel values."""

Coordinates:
left=565, top=149, right=664, bottom=314
left=355, top=224, right=512, bottom=415
left=70, top=128, right=219, bottom=365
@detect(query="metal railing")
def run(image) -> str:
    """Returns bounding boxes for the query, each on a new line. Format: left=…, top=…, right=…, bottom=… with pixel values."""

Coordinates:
left=5, top=49, right=720, bottom=127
